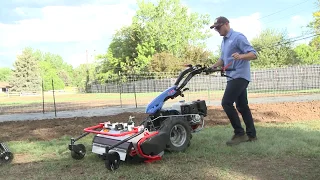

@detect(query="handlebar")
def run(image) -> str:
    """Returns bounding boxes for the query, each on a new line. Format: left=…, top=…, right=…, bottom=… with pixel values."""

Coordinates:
left=203, top=67, right=236, bottom=75
left=166, top=64, right=236, bottom=100
left=175, top=64, right=236, bottom=91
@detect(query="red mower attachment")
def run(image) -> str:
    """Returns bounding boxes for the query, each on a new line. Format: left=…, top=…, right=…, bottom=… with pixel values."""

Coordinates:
left=69, top=120, right=168, bottom=171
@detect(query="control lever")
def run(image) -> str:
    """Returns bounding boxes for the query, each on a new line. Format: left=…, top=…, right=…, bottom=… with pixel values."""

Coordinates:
left=180, top=88, right=189, bottom=97
left=183, top=88, right=189, bottom=92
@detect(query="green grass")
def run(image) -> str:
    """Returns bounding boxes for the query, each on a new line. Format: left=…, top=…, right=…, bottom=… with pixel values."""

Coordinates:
left=1, top=120, right=320, bottom=180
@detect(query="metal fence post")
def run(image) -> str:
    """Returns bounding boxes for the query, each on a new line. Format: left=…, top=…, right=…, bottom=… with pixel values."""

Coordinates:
left=133, top=73, right=137, bottom=108
left=52, top=79, right=57, bottom=117
left=42, top=79, right=44, bottom=114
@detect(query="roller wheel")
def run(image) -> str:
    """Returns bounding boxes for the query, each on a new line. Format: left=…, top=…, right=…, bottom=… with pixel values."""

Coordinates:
left=105, top=152, right=120, bottom=171
left=160, top=117, right=192, bottom=152
left=71, top=144, right=86, bottom=160
left=0, top=152, right=14, bottom=165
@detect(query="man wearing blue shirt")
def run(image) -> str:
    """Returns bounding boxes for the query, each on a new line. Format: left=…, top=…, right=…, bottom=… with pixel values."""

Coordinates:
left=210, top=16, right=258, bottom=146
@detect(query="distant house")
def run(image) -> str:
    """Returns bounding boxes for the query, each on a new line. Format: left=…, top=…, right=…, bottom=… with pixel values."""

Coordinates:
left=0, top=82, right=11, bottom=93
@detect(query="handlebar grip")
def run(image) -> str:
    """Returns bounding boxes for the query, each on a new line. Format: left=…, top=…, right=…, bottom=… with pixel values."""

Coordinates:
left=224, top=68, right=236, bottom=71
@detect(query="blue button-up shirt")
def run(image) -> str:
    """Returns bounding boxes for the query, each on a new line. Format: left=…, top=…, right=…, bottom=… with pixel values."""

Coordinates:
left=220, top=29, right=257, bottom=82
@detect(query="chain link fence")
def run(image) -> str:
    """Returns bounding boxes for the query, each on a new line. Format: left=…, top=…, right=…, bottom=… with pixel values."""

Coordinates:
left=1, top=65, right=319, bottom=115
left=90, top=65, right=320, bottom=93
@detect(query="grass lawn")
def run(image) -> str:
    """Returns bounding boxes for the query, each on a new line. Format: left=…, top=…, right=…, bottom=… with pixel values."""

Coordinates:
left=1, top=120, right=320, bottom=180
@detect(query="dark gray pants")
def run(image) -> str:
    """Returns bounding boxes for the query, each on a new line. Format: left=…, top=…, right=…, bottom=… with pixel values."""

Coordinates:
left=221, top=78, right=256, bottom=138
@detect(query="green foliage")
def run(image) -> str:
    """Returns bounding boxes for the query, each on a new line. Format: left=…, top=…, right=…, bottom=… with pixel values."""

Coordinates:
left=73, top=64, right=97, bottom=92
left=36, top=52, right=74, bottom=87
left=180, top=45, right=214, bottom=66
left=308, top=0, right=320, bottom=50
left=96, top=0, right=212, bottom=82
left=38, top=61, right=65, bottom=91
left=0, top=67, right=12, bottom=82
left=149, top=51, right=182, bottom=72
left=133, top=0, right=211, bottom=59
left=294, top=44, right=320, bottom=65
left=250, top=29, right=297, bottom=68
left=9, top=47, right=42, bottom=92
left=148, top=45, right=214, bottom=73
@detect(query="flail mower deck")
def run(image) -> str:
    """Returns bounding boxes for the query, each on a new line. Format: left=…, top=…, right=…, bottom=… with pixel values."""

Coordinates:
left=68, top=64, right=235, bottom=171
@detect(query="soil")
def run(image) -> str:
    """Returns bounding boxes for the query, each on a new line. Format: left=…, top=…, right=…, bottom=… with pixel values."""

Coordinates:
left=0, top=100, right=319, bottom=142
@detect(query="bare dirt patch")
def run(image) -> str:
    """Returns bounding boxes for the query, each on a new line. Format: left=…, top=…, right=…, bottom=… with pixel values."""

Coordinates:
left=205, top=100, right=320, bottom=126
left=0, top=101, right=319, bottom=142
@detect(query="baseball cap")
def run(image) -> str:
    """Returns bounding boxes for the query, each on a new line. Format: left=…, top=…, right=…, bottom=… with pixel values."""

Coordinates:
left=210, top=16, right=229, bottom=29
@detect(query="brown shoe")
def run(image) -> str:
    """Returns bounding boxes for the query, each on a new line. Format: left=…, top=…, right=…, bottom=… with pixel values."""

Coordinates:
left=247, top=136, right=257, bottom=142
left=226, top=134, right=249, bottom=146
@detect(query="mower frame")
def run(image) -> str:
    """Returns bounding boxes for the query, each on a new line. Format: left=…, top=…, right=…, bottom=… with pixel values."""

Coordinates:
left=68, top=64, right=235, bottom=171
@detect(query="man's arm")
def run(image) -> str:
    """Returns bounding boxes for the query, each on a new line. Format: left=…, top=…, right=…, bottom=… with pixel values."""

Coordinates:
left=232, top=52, right=257, bottom=60
left=233, top=34, right=258, bottom=61
left=212, top=59, right=224, bottom=68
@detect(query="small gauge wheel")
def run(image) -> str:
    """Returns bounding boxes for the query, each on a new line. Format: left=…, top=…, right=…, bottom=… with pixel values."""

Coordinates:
left=71, top=144, right=86, bottom=160
left=105, top=152, right=120, bottom=171
left=0, top=152, right=14, bottom=165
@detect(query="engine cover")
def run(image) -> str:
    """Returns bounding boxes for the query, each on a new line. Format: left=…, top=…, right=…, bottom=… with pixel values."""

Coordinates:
left=193, top=100, right=207, bottom=116
left=180, top=100, right=207, bottom=116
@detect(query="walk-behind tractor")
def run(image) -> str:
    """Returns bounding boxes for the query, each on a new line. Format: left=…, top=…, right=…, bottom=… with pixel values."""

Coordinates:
left=68, top=64, right=235, bottom=171
left=0, top=142, right=14, bottom=166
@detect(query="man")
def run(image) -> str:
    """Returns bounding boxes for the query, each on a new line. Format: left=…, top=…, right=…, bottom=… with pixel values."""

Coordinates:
left=210, top=16, right=258, bottom=146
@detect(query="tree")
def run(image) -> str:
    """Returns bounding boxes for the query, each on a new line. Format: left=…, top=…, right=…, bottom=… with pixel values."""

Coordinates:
left=133, top=0, right=211, bottom=64
left=96, top=0, right=212, bottom=81
left=39, top=52, right=74, bottom=87
left=308, top=0, right=320, bottom=50
left=180, top=45, right=214, bottom=66
left=33, top=50, right=75, bottom=87
left=250, top=29, right=297, bottom=68
left=38, top=61, right=65, bottom=91
left=149, top=51, right=182, bottom=72
left=9, top=48, right=41, bottom=92
left=0, top=67, right=12, bottom=82
left=106, top=26, right=141, bottom=74
left=294, top=44, right=320, bottom=65
left=73, top=64, right=97, bottom=92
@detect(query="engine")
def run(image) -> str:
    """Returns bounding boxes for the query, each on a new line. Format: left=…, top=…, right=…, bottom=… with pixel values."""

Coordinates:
left=170, top=99, right=207, bottom=116
left=174, top=99, right=207, bottom=130
left=180, top=100, right=207, bottom=116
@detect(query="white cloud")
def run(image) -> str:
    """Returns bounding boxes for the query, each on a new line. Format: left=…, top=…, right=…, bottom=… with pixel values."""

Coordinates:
left=229, top=12, right=262, bottom=41
left=289, top=15, right=307, bottom=29
left=288, top=33, right=297, bottom=38
left=0, top=4, right=136, bottom=47
left=291, top=15, right=302, bottom=21
left=14, top=7, right=26, bottom=16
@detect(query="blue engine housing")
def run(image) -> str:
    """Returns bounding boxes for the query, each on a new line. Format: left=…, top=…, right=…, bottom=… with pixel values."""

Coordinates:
left=145, top=85, right=178, bottom=115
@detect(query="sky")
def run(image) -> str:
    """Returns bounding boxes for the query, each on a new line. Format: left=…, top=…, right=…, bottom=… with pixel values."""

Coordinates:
left=0, top=0, right=317, bottom=69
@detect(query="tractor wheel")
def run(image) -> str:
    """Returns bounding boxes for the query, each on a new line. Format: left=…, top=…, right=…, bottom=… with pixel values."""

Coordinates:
left=105, top=152, right=120, bottom=171
left=0, top=152, right=14, bottom=165
left=71, top=144, right=86, bottom=160
left=160, top=117, right=192, bottom=152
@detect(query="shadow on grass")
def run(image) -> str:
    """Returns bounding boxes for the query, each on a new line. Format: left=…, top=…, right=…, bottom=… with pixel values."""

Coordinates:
left=1, top=121, right=320, bottom=180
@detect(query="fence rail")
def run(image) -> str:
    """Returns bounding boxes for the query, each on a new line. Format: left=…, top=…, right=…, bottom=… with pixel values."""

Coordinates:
left=0, top=65, right=319, bottom=116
